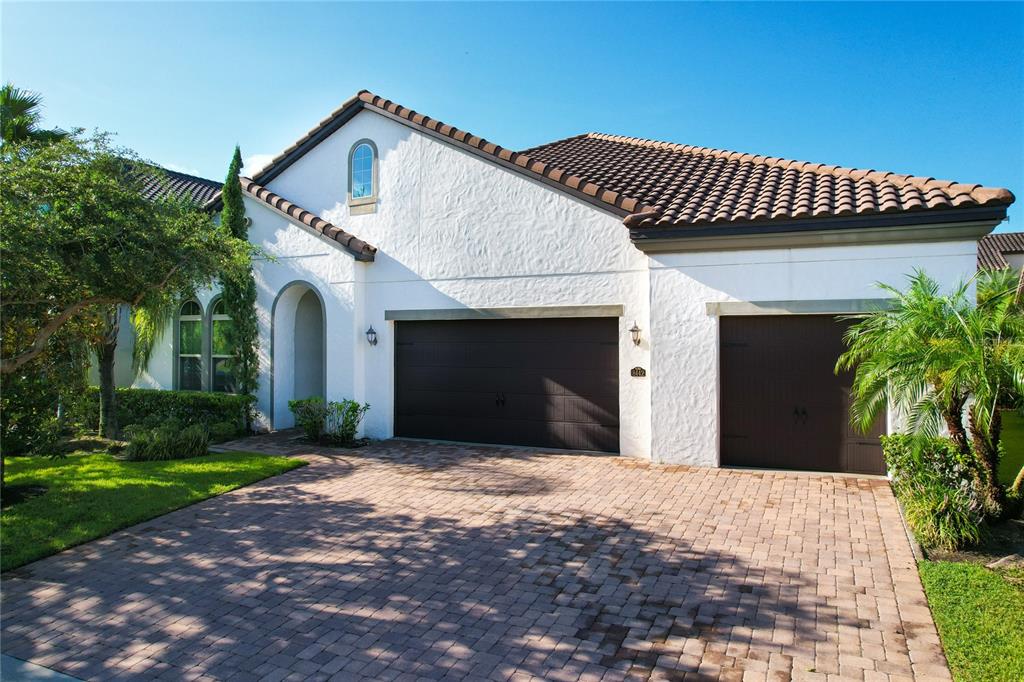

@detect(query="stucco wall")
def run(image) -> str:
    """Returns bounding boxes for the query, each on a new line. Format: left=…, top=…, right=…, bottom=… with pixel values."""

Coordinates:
left=266, top=110, right=652, bottom=457
left=647, top=239, right=979, bottom=465
left=136, top=105, right=983, bottom=467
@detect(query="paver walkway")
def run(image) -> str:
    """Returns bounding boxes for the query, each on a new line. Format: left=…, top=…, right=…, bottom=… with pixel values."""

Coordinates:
left=1, top=436, right=949, bottom=681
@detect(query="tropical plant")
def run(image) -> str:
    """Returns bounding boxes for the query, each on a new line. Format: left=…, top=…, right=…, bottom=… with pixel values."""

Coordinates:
left=219, top=147, right=260, bottom=401
left=837, top=269, right=1024, bottom=511
left=0, top=83, right=66, bottom=145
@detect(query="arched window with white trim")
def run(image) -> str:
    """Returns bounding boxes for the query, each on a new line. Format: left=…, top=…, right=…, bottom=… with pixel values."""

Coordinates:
left=348, top=139, right=378, bottom=211
left=178, top=300, right=203, bottom=391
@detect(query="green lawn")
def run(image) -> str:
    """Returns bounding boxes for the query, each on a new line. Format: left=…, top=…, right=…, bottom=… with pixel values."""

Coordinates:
left=1000, top=411, right=1024, bottom=486
left=919, top=561, right=1024, bottom=682
left=1, top=450, right=304, bottom=571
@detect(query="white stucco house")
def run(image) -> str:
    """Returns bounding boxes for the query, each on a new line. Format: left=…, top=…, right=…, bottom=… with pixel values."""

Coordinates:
left=129, top=91, right=1016, bottom=473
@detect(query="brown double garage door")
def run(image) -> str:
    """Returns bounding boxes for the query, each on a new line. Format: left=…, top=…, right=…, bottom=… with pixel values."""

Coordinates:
left=720, top=315, right=885, bottom=475
left=394, top=318, right=619, bottom=452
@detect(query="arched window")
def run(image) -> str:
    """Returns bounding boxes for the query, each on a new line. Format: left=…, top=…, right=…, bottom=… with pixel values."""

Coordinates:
left=348, top=140, right=378, bottom=210
left=178, top=300, right=203, bottom=391
left=210, top=298, right=235, bottom=393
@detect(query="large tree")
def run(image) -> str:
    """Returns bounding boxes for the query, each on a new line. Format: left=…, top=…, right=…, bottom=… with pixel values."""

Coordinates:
left=218, top=146, right=260, bottom=398
left=1, top=131, right=250, bottom=435
left=837, top=269, right=1024, bottom=511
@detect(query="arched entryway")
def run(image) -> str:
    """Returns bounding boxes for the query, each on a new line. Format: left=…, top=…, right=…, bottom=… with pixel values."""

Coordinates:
left=271, top=281, right=326, bottom=429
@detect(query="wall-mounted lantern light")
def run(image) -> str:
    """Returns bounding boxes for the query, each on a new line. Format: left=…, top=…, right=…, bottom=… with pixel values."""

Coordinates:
left=365, top=325, right=378, bottom=346
left=629, top=321, right=642, bottom=347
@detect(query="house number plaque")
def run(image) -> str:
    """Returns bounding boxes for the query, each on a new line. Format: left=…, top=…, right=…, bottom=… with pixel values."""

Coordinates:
left=630, top=367, right=647, bottom=377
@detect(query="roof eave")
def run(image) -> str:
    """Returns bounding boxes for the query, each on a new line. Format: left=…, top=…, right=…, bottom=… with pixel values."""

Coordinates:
left=629, top=205, right=1009, bottom=253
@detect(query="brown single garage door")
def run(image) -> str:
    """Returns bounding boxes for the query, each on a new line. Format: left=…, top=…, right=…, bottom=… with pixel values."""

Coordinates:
left=720, top=315, right=885, bottom=474
left=395, top=318, right=619, bottom=452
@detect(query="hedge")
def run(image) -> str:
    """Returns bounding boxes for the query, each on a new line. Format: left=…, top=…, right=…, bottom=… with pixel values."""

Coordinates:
left=74, top=388, right=256, bottom=434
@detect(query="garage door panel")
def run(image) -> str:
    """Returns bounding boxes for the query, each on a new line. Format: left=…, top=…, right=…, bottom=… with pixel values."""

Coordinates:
left=720, top=316, right=884, bottom=473
left=395, top=318, right=619, bottom=452
left=396, top=389, right=501, bottom=419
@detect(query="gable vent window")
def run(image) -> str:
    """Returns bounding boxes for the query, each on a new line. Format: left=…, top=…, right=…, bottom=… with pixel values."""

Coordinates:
left=348, top=139, right=378, bottom=213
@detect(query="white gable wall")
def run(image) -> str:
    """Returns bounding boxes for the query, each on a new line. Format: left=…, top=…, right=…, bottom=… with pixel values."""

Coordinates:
left=265, top=110, right=653, bottom=457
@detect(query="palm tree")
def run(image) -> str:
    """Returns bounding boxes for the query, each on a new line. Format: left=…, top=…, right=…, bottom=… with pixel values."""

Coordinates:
left=837, top=269, right=1024, bottom=511
left=1, top=83, right=67, bottom=145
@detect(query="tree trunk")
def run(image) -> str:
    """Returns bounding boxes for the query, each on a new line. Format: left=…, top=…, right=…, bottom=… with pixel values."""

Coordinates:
left=968, top=407, right=1005, bottom=513
left=95, top=306, right=121, bottom=439
left=1012, top=465, right=1024, bottom=497
left=96, top=341, right=118, bottom=439
left=943, top=393, right=971, bottom=457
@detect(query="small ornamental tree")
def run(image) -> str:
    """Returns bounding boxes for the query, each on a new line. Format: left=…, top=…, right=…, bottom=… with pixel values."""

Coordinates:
left=837, top=269, right=1024, bottom=513
left=0, top=131, right=251, bottom=436
left=219, top=146, right=260, bottom=400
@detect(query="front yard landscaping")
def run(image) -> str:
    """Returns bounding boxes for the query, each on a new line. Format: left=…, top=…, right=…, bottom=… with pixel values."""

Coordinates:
left=1, top=449, right=303, bottom=571
left=919, top=561, right=1024, bottom=682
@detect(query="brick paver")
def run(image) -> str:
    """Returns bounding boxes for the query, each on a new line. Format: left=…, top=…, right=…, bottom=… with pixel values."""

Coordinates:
left=1, top=435, right=949, bottom=681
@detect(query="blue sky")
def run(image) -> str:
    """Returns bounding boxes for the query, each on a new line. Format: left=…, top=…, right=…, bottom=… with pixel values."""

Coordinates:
left=4, top=2, right=1022, bottom=230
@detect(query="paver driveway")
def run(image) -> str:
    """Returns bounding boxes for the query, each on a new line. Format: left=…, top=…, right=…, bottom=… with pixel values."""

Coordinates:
left=2, top=437, right=949, bottom=681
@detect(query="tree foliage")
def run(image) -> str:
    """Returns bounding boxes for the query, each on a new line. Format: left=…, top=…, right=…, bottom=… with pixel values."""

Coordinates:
left=0, top=131, right=250, bottom=376
left=218, top=146, right=260, bottom=397
left=1, top=83, right=67, bottom=144
left=837, top=269, right=1024, bottom=511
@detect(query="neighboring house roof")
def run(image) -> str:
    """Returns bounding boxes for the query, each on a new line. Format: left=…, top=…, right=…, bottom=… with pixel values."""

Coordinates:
left=239, top=177, right=377, bottom=261
left=523, top=133, right=1015, bottom=231
left=141, top=167, right=222, bottom=205
left=978, top=231, right=1024, bottom=269
left=208, top=90, right=1014, bottom=244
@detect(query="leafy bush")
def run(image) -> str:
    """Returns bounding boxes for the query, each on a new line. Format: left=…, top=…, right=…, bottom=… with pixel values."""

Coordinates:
left=73, top=388, right=255, bottom=437
left=124, top=419, right=209, bottom=461
left=1, top=327, right=89, bottom=455
left=901, top=478, right=984, bottom=550
left=208, top=421, right=241, bottom=444
left=288, top=397, right=370, bottom=445
left=289, top=397, right=327, bottom=442
left=883, top=434, right=986, bottom=549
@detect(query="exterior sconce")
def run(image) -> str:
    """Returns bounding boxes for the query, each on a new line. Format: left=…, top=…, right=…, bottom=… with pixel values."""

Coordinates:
left=629, top=321, right=642, bottom=347
left=365, top=325, right=378, bottom=346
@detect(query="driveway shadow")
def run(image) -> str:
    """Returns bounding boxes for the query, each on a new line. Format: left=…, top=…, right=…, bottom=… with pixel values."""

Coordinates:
left=1, top=446, right=908, bottom=680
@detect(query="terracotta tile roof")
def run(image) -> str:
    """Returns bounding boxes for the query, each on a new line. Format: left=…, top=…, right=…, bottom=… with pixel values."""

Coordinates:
left=522, top=133, right=1015, bottom=230
left=238, top=177, right=377, bottom=261
left=232, top=89, right=1014, bottom=238
left=140, top=167, right=221, bottom=205
left=978, top=231, right=1024, bottom=269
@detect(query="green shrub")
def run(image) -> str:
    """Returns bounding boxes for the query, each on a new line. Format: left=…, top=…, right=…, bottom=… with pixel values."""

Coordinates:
left=902, top=478, right=984, bottom=550
left=883, top=434, right=986, bottom=549
left=208, top=421, right=241, bottom=444
left=289, top=397, right=327, bottom=442
left=124, top=419, right=209, bottom=461
left=73, top=388, right=255, bottom=437
left=288, top=397, right=370, bottom=445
